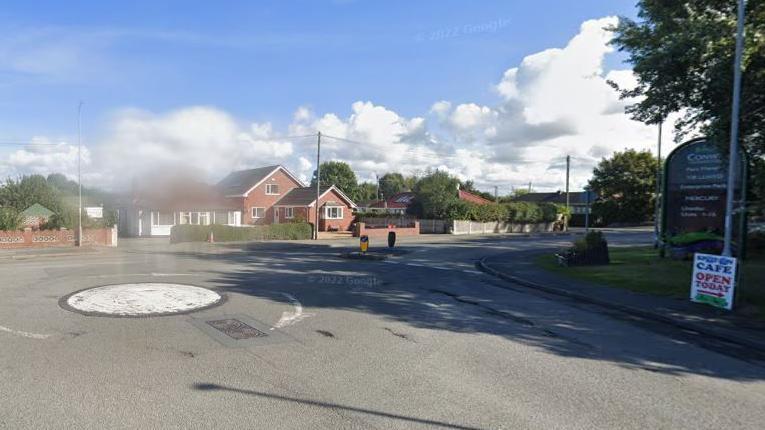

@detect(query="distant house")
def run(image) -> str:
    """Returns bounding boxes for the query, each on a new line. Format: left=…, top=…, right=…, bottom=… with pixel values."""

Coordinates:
left=20, top=204, right=55, bottom=229
left=366, top=192, right=417, bottom=215
left=458, top=189, right=493, bottom=205
left=118, top=181, right=242, bottom=237
left=218, top=165, right=357, bottom=232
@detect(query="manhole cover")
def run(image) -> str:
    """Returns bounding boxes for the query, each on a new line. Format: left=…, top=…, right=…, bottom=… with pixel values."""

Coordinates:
left=61, top=283, right=223, bottom=317
left=206, top=319, right=268, bottom=339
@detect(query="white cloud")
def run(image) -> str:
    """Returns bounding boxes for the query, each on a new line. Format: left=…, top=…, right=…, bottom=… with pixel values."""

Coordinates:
left=3, top=16, right=673, bottom=195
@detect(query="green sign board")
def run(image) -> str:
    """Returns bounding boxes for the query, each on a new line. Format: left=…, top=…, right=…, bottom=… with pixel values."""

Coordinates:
left=661, top=138, right=746, bottom=255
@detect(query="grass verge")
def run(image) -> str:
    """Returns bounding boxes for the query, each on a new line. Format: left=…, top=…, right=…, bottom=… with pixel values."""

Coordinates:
left=535, top=246, right=765, bottom=317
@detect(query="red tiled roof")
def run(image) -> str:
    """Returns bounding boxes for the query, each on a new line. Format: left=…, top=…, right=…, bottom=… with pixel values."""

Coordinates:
left=369, top=192, right=416, bottom=209
left=458, top=190, right=493, bottom=205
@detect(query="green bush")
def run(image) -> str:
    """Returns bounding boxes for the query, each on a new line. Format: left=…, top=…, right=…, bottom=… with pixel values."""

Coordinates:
left=170, top=223, right=313, bottom=243
left=0, top=208, right=22, bottom=230
left=667, top=231, right=723, bottom=246
left=505, top=202, right=543, bottom=223
left=539, top=203, right=561, bottom=223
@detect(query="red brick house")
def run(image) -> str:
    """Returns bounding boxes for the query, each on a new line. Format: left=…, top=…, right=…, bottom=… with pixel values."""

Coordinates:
left=218, top=165, right=357, bottom=232
left=458, top=189, right=493, bottom=205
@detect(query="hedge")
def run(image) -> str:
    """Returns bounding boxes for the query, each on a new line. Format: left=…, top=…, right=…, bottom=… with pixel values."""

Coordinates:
left=170, top=223, right=313, bottom=243
left=439, top=201, right=563, bottom=223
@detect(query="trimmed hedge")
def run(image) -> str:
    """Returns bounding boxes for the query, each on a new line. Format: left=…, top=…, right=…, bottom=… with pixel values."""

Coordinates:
left=440, top=201, right=563, bottom=223
left=170, top=223, right=313, bottom=243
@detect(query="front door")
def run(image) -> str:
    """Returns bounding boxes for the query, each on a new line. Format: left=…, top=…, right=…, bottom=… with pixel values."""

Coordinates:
left=273, top=207, right=279, bottom=224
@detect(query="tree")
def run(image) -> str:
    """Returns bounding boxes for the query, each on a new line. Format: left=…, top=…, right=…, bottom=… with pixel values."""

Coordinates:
left=588, top=149, right=659, bottom=224
left=610, top=0, right=765, bottom=157
left=0, top=208, right=22, bottom=231
left=410, top=170, right=460, bottom=218
left=356, top=182, right=378, bottom=203
left=0, top=175, right=62, bottom=213
left=310, top=161, right=359, bottom=202
left=378, top=172, right=408, bottom=199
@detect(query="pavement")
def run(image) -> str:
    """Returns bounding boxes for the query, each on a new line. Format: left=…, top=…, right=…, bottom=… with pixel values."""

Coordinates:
left=480, top=249, right=765, bottom=362
left=1, top=229, right=764, bottom=429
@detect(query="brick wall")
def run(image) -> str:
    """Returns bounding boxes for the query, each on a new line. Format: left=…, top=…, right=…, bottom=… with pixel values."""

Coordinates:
left=354, top=221, right=420, bottom=238
left=307, top=188, right=355, bottom=232
left=239, top=169, right=303, bottom=225
left=0, top=227, right=117, bottom=249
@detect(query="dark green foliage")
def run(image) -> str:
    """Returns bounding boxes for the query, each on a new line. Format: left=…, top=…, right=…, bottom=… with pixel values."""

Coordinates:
left=356, top=182, right=378, bottom=202
left=588, top=149, right=659, bottom=225
left=311, top=161, right=360, bottom=202
left=410, top=170, right=461, bottom=218
left=0, top=175, right=62, bottom=213
left=378, top=172, right=410, bottom=199
left=0, top=208, right=22, bottom=230
left=610, top=0, right=765, bottom=159
left=563, top=231, right=610, bottom=266
left=170, top=223, right=313, bottom=243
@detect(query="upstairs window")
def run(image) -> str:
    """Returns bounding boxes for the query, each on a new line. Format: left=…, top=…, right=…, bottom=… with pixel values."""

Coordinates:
left=266, top=184, right=279, bottom=195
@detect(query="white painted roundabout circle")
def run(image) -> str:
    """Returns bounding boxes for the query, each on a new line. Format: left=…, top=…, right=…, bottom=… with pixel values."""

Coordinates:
left=62, top=283, right=223, bottom=317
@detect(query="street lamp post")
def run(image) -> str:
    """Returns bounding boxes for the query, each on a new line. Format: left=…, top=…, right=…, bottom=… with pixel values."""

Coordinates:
left=654, top=121, right=663, bottom=248
left=77, top=101, right=83, bottom=247
left=722, top=0, right=746, bottom=257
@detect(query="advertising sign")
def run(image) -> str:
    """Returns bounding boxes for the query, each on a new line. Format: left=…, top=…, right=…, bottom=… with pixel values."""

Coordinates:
left=691, top=253, right=737, bottom=310
left=85, top=206, right=103, bottom=219
left=662, top=138, right=745, bottom=254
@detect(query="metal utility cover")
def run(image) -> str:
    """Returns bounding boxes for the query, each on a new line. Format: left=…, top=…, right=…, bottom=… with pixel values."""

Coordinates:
left=190, top=314, right=292, bottom=348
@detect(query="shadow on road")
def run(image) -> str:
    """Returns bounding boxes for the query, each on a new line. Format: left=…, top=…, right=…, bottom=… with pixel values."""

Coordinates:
left=158, top=233, right=765, bottom=382
left=192, top=383, right=485, bottom=430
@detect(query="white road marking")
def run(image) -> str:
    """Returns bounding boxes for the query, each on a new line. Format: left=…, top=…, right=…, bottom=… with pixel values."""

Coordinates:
left=66, top=283, right=221, bottom=316
left=384, top=260, right=483, bottom=275
left=86, top=273, right=196, bottom=278
left=0, top=325, right=51, bottom=339
left=272, top=293, right=314, bottom=330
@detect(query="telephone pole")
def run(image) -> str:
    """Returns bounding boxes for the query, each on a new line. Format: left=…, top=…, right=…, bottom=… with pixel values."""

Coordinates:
left=315, top=131, right=321, bottom=240
left=654, top=121, right=663, bottom=248
left=77, top=101, right=83, bottom=247
left=565, top=155, right=570, bottom=212
left=494, top=186, right=499, bottom=203
left=722, top=0, right=746, bottom=257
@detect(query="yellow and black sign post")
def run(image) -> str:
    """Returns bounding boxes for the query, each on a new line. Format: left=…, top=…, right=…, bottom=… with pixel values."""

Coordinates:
left=360, top=235, right=369, bottom=254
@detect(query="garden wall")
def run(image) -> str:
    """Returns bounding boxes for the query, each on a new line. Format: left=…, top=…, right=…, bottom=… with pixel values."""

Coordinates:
left=354, top=221, right=420, bottom=238
left=0, top=226, right=118, bottom=249
left=450, top=220, right=555, bottom=235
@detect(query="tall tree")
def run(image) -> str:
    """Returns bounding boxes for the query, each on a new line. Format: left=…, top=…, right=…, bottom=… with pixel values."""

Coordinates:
left=610, top=0, right=765, bottom=157
left=378, top=172, right=408, bottom=199
left=410, top=170, right=460, bottom=218
left=356, top=182, right=378, bottom=203
left=310, top=161, right=359, bottom=202
left=588, top=149, right=659, bottom=224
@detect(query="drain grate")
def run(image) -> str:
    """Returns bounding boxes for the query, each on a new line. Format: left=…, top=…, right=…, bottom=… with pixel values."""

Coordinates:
left=206, top=319, right=268, bottom=340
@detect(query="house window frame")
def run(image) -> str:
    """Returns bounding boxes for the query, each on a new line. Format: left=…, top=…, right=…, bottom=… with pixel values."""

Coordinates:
left=284, top=207, right=294, bottom=219
left=251, top=207, right=265, bottom=219
left=265, top=183, right=280, bottom=195
left=324, top=206, right=343, bottom=220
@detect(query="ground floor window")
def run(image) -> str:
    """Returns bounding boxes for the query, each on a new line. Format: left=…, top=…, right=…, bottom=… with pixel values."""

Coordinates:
left=324, top=206, right=343, bottom=219
left=252, top=207, right=265, bottom=219
left=284, top=207, right=294, bottom=219
left=178, top=211, right=212, bottom=225
left=151, top=211, right=174, bottom=226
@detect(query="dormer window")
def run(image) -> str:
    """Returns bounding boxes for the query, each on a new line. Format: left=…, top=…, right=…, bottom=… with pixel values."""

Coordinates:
left=266, top=184, right=279, bottom=195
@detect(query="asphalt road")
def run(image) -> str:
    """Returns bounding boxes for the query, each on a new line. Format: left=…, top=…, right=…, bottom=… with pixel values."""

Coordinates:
left=1, top=230, right=764, bottom=429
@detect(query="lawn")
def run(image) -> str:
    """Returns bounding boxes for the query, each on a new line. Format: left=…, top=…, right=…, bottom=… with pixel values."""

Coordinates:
left=536, top=246, right=765, bottom=316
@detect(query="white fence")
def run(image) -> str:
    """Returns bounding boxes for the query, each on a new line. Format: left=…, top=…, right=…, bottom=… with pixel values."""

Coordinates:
left=419, top=219, right=450, bottom=234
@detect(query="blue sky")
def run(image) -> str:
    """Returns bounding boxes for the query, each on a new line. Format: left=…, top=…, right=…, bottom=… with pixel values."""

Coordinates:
left=0, top=0, right=637, bottom=139
left=0, top=1, right=656, bottom=192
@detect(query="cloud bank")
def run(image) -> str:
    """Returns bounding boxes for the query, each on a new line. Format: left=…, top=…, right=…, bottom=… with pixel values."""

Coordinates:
left=1, top=16, right=669, bottom=194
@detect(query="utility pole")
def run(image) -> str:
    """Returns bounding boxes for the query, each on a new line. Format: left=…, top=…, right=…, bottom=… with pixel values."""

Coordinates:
left=77, top=101, right=83, bottom=247
left=376, top=173, right=380, bottom=201
left=565, top=155, right=570, bottom=212
left=528, top=182, right=532, bottom=193
left=654, top=121, right=663, bottom=248
left=494, top=186, right=498, bottom=203
left=585, top=186, right=591, bottom=234
left=314, top=131, right=321, bottom=240
left=722, top=0, right=746, bottom=257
